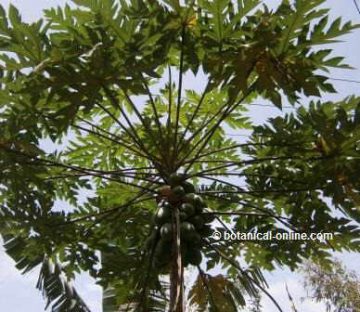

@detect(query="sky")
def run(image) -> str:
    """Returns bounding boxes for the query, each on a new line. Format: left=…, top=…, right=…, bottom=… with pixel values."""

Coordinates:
left=0, top=0, right=359, bottom=311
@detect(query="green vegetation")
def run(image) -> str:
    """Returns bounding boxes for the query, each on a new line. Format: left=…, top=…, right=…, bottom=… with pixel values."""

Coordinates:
left=0, top=0, right=360, bottom=311
left=302, top=259, right=360, bottom=311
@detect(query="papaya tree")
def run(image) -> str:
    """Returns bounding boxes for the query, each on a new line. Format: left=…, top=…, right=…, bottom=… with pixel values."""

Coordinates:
left=1, top=0, right=360, bottom=311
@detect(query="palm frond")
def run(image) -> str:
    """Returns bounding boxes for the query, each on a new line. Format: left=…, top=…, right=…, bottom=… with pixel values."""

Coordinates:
left=37, top=256, right=91, bottom=312
left=2, top=234, right=90, bottom=312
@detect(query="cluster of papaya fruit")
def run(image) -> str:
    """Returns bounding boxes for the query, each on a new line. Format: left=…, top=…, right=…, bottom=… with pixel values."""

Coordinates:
left=144, top=173, right=214, bottom=270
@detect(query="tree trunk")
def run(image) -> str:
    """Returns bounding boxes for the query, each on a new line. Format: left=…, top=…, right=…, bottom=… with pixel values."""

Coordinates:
left=169, top=205, right=184, bottom=312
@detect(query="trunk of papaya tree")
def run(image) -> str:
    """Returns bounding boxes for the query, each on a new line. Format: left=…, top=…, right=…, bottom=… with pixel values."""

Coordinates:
left=169, top=205, right=184, bottom=312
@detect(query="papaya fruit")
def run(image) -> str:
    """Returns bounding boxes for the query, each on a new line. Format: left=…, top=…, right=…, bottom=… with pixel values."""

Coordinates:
left=183, top=257, right=190, bottom=267
left=169, top=173, right=185, bottom=186
left=191, top=232, right=202, bottom=247
left=189, top=215, right=204, bottom=230
left=172, top=185, right=185, bottom=197
left=183, top=193, right=196, bottom=203
left=180, top=222, right=197, bottom=241
left=162, top=200, right=173, bottom=208
left=152, top=239, right=171, bottom=268
left=184, top=193, right=205, bottom=211
left=195, top=205, right=204, bottom=214
left=187, top=248, right=202, bottom=266
left=202, top=212, right=215, bottom=224
left=180, top=203, right=195, bottom=216
left=180, top=211, right=188, bottom=221
left=181, top=242, right=190, bottom=266
left=160, top=223, right=173, bottom=242
left=193, top=195, right=206, bottom=211
left=153, top=205, right=171, bottom=226
left=182, top=181, right=195, bottom=193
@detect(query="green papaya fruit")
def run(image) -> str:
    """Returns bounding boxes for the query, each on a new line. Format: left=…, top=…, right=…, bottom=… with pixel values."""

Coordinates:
left=169, top=173, right=185, bottom=186
left=195, top=205, right=204, bottom=214
left=182, top=181, right=195, bottom=193
left=189, top=215, right=205, bottom=230
left=153, top=205, right=171, bottom=225
left=160, top=223, right=173, bottom=242
left=183, top=193, right=196, bottom=203
left=184, top=193, right=206, bottom=211
left=180, top=222, right=197, bottom=241
left=160, top=201, right=173, bottom=213
left=180, top=203, right=195, bottom=216
left=152, top=239, right=171, bottom=268
left=160, top=200, right=172, bottom=208
left=187, top=248, right=202, bottom=266
left=192, top=232, right=202, bottom=247
left=172, top=185, right=185, bottom=197
left=180, top=211, right=188, bottom=221
left=181, top=242, right=190, bottom=267
left=202, top=212, right=215, bottom=223
left=193, top=195, right=206, bottom=211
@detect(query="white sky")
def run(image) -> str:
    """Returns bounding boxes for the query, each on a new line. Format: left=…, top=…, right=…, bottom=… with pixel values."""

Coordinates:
left=0, top=0, right=359, bottom=311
